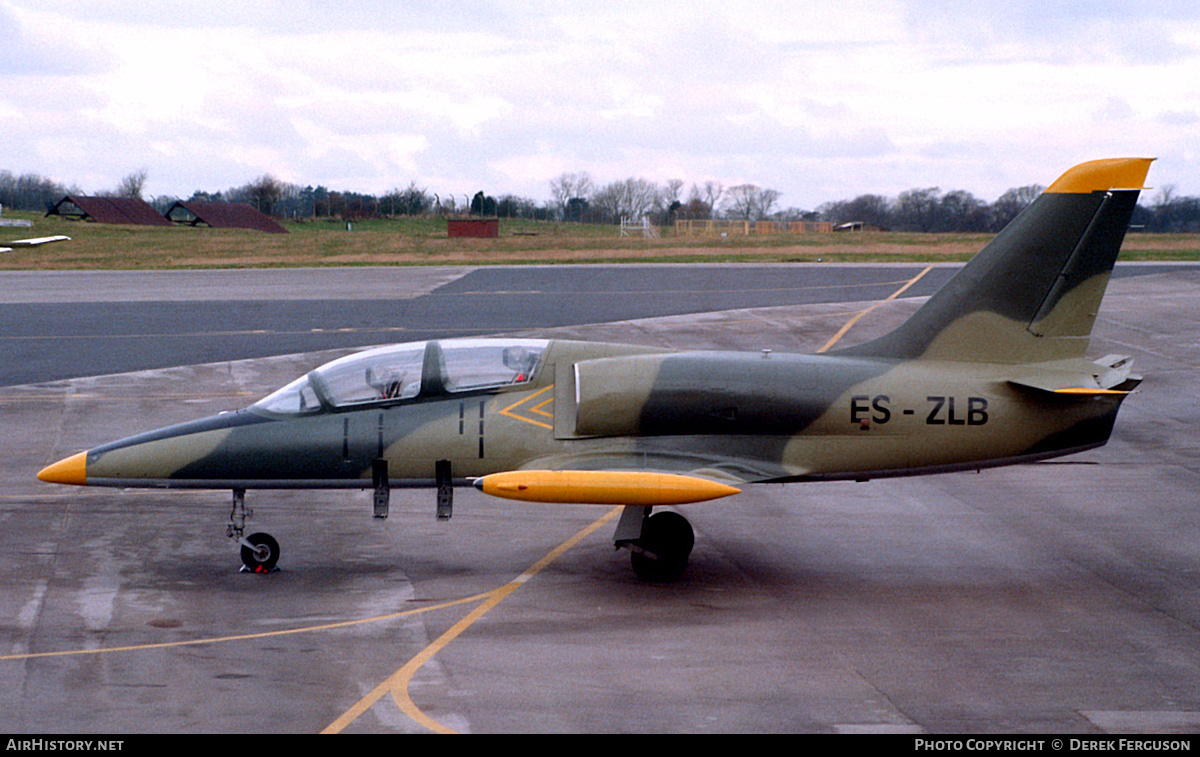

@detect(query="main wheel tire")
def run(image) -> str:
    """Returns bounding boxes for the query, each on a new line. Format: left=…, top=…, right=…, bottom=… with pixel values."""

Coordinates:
left=630, top=511, right=694, bottom=582
left=241, top=532, right=280, bottom=572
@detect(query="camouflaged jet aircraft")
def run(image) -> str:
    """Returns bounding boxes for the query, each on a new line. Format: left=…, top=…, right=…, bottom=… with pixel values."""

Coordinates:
left=38, top=158, right=1152, bottom=580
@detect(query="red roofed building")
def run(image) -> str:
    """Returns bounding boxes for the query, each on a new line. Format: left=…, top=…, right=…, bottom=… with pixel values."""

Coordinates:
left=47, top=196, right=173, bottom=226
left=165, top=201, right=288, bottom=234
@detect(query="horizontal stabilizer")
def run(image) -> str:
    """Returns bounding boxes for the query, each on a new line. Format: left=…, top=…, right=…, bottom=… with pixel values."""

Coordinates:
left=1008, top=354, right=1141, bottom=397
left=474, top=470, right=741, bottom=505
left=1008, top=381, right=1131, bottom=397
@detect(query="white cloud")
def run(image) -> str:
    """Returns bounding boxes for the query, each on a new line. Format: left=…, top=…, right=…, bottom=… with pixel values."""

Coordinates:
left=2, top=0, right=1199, bottom=206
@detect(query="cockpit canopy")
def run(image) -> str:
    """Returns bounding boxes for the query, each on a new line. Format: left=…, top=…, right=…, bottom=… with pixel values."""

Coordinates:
left=253, top=338, right=548, bottom=415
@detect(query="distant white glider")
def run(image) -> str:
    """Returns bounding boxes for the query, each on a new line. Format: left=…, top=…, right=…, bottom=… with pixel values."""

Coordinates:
left=0, top=235, right=71, bottom=253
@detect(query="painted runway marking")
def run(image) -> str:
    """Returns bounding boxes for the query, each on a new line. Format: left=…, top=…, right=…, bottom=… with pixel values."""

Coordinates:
left=0, top=593, right=490, bottom=662
left=322, top=506, right=623, bottom=735
left=817, top=265, right=934, bottom=353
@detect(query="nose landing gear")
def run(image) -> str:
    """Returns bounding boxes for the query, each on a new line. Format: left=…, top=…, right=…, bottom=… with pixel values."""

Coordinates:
left=227, top=488, right=280, bottom=573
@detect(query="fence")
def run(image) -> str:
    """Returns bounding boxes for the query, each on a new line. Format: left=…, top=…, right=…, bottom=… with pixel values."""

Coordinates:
left=673, top=219, right=834, bottom=237
left=620, top=216, right=660, bottom=238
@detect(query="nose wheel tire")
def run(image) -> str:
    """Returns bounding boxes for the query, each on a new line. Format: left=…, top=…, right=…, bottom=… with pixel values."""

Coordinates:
left=240, top=532, right=280, bottom=572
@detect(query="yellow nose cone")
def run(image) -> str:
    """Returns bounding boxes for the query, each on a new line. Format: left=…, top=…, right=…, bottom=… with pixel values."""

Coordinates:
left=37, top=452, right=88, bottom=486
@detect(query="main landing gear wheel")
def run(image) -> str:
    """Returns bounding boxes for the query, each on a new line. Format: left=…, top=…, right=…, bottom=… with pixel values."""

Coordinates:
left=630, top=511, right=695, bottom=582
left=240, top=532, right=280, bottom=573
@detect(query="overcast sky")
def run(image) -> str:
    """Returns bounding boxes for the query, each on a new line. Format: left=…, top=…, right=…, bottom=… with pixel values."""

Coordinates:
left=3, top=0, right=1197, bottom=210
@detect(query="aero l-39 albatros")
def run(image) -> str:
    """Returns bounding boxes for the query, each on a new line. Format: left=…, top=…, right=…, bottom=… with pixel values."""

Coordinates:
left=39, top=158, right=1152, bottom=581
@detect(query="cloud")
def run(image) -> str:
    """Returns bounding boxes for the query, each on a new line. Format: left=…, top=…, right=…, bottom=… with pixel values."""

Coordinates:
left=2, top=0, right=1199, bottom=206
left=1158, top=110, right=1199, bottom=126
left=1094, top=97, right=1136, bottom=122
left=0, top=3, right=110, bottom=76
left=902, top=0, right=1200, bottom=65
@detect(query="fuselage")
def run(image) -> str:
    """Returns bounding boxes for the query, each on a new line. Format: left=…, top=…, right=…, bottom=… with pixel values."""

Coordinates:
left=41, top=337, right=1129, bottom=491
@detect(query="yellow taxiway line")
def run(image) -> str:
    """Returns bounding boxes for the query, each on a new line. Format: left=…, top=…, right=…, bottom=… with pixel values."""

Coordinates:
left=323, top=506, right=622, bottom=734
left=0, top=594, right=490, bottom=662
left=817, top=265, right=934, bottom=353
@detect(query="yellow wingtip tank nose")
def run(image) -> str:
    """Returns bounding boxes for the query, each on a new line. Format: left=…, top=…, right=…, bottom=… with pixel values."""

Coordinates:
left=475, top=470, right=741, bottom=506
left=37, top=452, right=88, bottom=486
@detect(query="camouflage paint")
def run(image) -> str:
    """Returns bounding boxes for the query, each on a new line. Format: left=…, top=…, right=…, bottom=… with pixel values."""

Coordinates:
left=39, top=158, right=1153, bottom=499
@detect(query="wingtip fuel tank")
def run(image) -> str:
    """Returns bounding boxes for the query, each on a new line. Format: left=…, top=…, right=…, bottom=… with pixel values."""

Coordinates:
left=474, top=470, right=742, bottom=505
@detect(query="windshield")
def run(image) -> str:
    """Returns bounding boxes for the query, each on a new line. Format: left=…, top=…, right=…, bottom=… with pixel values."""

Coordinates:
left=252, top=374, right=322, bottom=415
left=253, top=343, right=425, bottom=414
left=252, top=338, right=548, bottom=414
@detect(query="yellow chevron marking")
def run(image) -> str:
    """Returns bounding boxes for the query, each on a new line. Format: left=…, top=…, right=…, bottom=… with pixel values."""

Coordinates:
left=499, top=384, right=555, bottom=430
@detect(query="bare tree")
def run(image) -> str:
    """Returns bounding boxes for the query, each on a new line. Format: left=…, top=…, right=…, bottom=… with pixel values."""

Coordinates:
left=0, top=171, right=71, bottom=211
left=938, top=190, right=989, bottom=232
left=382, top=181, right=431, bottom=216
left=682, top=184, right=713, bottom=219
left=246, top=174, right=284, bottom=216
left=989, top=184, right=1043, bottom=230
left=757, top=188, right=780, bottom=219
left=1147, top=183, right=1200, bottom=232
left=820, top=194, right=893, bottom=228
left=1154, top=184, right=1177, bottom=210
left=722, top=184, right=781, bottom=220
left=723, top=184, right=755, bottom=220
left=591, top=177, right=661, bottom=223
left=496, top=194, right=538, bottom=218
left=116, top=168, right=149, bottom=200
left=702, top=181, right=724, bottom=210
left=663, top=179, right=684, bottom=206
left=589, top=183, right=622, bottom=223
left=895, top=187, right=941, bottom=232
left=550, top=172, right=595, bottom=220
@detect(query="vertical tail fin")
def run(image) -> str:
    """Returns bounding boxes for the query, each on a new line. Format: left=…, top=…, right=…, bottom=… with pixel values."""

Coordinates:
left=835, top=158, right=1154, bottom=363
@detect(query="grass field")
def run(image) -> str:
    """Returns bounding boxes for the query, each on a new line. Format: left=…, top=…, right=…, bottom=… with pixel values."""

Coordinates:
left=2, top=209, right=1197, bottom=269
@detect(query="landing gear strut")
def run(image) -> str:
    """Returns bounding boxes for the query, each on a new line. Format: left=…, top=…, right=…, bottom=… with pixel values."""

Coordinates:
left=615, top=506, right=695, bottom=582
left=227, top=488, right=280, bottom=573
